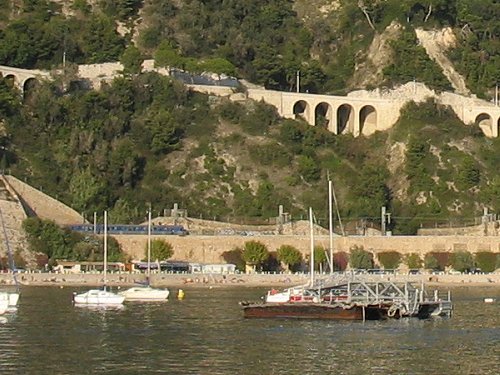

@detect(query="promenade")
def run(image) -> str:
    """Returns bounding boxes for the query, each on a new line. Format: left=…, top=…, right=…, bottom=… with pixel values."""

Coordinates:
left=1, top=271, right=499, bottom=289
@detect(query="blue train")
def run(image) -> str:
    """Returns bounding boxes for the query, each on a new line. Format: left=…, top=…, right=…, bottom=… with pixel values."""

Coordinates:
left=68, top=224, right=189, bottom=236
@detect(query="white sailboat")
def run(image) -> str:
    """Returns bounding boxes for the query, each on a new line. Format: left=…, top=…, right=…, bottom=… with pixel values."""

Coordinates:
left=120, top=210, right=169, bottom=301
left=264, top=207, right=318, bottom=304
left=0, top=207, right=20, bottom=312
left=73, top=211, right=125, bottom=306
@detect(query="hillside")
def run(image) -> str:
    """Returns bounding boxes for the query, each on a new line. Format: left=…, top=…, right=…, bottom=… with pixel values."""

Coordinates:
left=0, top=0, right=499, bottom=237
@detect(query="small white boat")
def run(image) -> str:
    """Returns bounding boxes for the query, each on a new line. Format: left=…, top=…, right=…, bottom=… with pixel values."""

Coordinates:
left=0, top=208, right=21, bottom=311
left=73, top=289, right=125, bottom=305
left=120, top=210, right=169, bottom=302
left=484, top=298, right=496, bottom=303
left=0, top=292, right=10, bottom=314
left=73, top=211, right=124, bottom=307
left=265, top=288, right=291, bottom=303
left=119, top=286, right=169, bottom=301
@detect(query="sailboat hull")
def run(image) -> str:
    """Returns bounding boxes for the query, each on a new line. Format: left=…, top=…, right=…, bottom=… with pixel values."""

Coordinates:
left=119, top=287, right=170, bottom=301
left=242, top=302, right=384, bottom=320
left=73, top=289, right=125, bottom=305
left=0, top=293, right=10, bottom=314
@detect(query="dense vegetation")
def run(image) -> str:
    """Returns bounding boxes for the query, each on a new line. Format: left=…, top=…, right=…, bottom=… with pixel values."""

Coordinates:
left=0, top=0, right=499, bottom=239
left=0, top=1, right=498, bottom=96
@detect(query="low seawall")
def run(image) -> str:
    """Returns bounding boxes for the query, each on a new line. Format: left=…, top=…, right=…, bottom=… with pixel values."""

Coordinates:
left=114, top=234, right=500, bottom=263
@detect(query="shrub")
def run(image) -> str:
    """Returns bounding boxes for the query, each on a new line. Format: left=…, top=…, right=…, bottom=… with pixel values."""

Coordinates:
left=377, top=251, right=402, bottom=269
left=424, top=253, right=439, bottom=270
left=147, top=239, right=174, bottom=261
left=405, top=253, right=423, bottom=269
left=449, top=250, right=474, bottom=272
left=474, top=252, right=497, bottom=273
left=349, top=246, right=373, bottom=269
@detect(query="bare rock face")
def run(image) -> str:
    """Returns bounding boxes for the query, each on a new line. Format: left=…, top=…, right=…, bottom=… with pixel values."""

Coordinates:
left=350, top=21, right=404, bottom=89
left=415, top=27, right=470, bottom=96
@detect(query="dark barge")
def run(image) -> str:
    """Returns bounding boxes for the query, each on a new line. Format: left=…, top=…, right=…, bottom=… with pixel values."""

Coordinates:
left=240, top=279, right=453, bottom=321
left=241, top=301, right=385, bottom=320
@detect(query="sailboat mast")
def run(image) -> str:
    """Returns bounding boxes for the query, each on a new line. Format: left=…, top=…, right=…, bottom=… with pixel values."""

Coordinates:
left=147, top=209, right=152, bottom=280
left=328, top=180, right=334, bottom=274
left=309, top=207, right=314, bottom=287
left=103, top=210, right=108, bottom=287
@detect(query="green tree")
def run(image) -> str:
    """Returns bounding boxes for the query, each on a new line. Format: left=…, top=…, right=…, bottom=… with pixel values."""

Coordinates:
left=377, top=251, right=402, bottom=269
left=148, top=239, right=174, bottom=261
left=297, top=155, right=321, bottom=182
left=314, top=245, right=328, bottom=272
left=120, top=45, right=143, bottom=75
left=349, top=246, right=373, bottom=269
left=424, top=253, right=439, bottom=270
left=242, top=240, right=269, bottom=272
left=276, top=244, right=302, bottom=271
left=474, top=252, right=498, bottom=273
left=405, top=253, right=423, bottom=269
left=154, top=41, right=184, bottom=68
left=69, top=168, right=107, bottom=212
left=449, top=250, right=474, bottom=272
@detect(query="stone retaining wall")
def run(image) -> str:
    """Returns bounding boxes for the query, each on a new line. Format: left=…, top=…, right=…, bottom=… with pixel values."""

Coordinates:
left=114, top=233, right=500, bottom=263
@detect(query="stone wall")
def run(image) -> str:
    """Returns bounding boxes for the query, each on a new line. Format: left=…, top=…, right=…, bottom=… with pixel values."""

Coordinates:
left=113, top=233, right=500, bottom=263
left=4, top=175, right=85, bottom=225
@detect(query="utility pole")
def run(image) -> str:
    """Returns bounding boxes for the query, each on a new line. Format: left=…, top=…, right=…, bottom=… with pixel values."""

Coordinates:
left=381, top=206, right=391, bottom=236
left=296, top=70, right=300, bottom=93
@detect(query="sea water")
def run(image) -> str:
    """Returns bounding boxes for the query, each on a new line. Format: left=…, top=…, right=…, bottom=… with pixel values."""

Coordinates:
left=0, top=286, right=498, bottom=374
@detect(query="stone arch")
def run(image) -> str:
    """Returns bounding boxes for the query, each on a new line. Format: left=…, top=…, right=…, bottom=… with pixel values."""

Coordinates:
left=22, top=77, right=40, bottom=100
left=314, top=102, right=332, bottom=128
left=4, top=74, right=17, bottom=88
left=337, top=104, right=354, bottom=134
left=359, top=105, right=377, bottom=135
left=475, top=113, right=492, bottom=136
left=293, top=100, right=310, bottom=122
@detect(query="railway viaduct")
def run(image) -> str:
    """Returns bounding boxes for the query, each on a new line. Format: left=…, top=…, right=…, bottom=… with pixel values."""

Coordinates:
left=1, top=62, right=499, bottom=138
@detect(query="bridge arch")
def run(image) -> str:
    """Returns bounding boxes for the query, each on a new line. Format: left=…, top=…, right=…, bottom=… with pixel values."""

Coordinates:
left=3, top=74, right=17, bottom=88
left=337, top=104, right=354, bottom=134
left=475, top=113, right=492, bottom=136
left=293, top=100, right=311, bottom=122
left=314, top=102, right=332, bottom=128
left=359, top=105, right=377, bottom=135
left=22, top=77, right=40, bottom=100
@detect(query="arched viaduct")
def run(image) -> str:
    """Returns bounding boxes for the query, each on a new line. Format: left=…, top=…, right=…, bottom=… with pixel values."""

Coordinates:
left=462, top=106, right=500, bottom=138
left=0, top=65, right=51, bottom=92
left=247, top=89, right=402, bottom=136
left=247, top=89, right=500, bottom=138
left=1, top=63, right=499, bottom=138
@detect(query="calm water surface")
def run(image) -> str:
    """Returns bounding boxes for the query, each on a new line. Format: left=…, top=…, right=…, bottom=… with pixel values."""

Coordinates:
left=0, top=286, right=498, bottom=374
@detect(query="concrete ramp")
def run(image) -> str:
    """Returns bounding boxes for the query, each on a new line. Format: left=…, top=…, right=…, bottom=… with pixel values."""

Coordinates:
left=3, top=175, right=86, bottom=225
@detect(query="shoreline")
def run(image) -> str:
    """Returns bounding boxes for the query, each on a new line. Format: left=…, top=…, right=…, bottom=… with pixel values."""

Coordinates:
left=2, top=272, right=499, bottom=290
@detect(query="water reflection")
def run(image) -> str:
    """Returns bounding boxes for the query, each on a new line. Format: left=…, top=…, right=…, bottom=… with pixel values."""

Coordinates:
left=0, top=286, right=497, bottom=374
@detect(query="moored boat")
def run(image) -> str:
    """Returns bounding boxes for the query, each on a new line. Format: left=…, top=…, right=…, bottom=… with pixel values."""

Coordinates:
left=73, top=211, right=124, bottom=307
left=241, top=301, right=384, bottom=320
left=119, top=286, right=169, bottom=301
left=120, top=210, right=170, bottom=302
left=73, top=289, right=125, bottom=305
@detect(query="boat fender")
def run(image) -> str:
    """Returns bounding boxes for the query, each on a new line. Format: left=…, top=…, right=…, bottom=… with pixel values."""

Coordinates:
left=177, top=289, right=185, bottom=300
